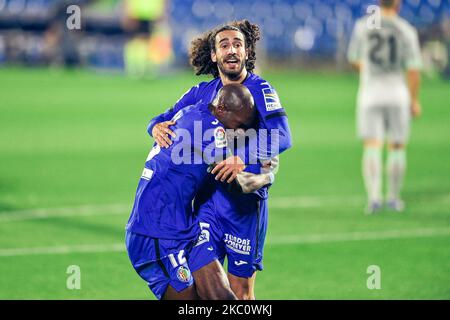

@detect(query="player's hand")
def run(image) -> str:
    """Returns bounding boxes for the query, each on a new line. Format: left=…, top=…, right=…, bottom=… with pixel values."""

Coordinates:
left=152, top=121, right=176, bottom=148
left=411, top=100, right=422, bottom=118
left=211, top=156, right=245, bottom=183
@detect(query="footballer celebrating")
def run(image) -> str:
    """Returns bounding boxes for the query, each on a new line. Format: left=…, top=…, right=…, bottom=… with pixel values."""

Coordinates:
left=348, top=0, right=423, bottom=213
left=148, top=20, right=292, bottom=299
left=126, top=84, right=256, bottom=300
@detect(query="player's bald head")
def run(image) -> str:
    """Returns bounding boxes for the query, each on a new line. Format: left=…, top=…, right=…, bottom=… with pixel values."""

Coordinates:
left=211, top=83, right=255, bottom=129
left=217, top=83, right=254, bottom=113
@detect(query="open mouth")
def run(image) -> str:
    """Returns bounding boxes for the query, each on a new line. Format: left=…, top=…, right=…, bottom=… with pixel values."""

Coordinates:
left=225, top=58, right=239, bottom=68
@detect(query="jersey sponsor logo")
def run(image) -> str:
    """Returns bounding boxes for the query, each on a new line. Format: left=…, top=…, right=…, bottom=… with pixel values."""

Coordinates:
left=214, top=126, right=227, bottom=148
left=224, top=233, right=251, bottom=255
left=176, top=266, right=191, bottom=283
left=262, top=87, right=282, bottom=111
left=234, top=260, right=248, bottom=266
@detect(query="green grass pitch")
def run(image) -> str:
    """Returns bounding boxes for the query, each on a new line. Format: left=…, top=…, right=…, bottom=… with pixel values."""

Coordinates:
left=0, top=68, right=449, bottom=299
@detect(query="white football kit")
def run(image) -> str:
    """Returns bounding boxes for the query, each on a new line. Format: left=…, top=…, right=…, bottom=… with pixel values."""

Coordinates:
left=348, top=14, right=422, bottom=143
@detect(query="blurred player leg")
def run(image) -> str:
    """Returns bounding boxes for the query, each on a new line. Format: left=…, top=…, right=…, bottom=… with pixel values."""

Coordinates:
left=386, top=144, right=406, bottom=211
left=359, top=106, right=384, bottom=213
left=362, top=141, right=383, bottom=213
left=385, top=106, right=410, bottom=212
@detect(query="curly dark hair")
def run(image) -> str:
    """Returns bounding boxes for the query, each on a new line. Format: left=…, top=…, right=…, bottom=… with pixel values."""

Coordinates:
left=189, top=20, right=261, bottom=78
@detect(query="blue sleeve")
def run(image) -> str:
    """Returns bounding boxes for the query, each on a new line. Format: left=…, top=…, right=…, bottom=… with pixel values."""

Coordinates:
left=247, top=81, right=293, bottom=159
left=147, top=84, right=202, bottom=137
left=244, top=163, right=262, bottom=174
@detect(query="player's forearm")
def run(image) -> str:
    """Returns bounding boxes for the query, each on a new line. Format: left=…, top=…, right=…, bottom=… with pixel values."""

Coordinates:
left=277, top=126, right=293, bottom=154
left=235, top=171, right=274, bottom=193
left=407, top=70, right=421, bottom=102
left=258, top=116, right=292, bottom=159
left=262, top=126, right=292, bottom=160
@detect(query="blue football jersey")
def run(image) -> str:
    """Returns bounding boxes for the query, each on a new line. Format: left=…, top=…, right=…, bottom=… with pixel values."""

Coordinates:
left=126, top=102, right=230, bottom=240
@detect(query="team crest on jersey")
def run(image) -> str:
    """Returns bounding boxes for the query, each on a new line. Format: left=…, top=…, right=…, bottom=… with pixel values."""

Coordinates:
left=214, top=127, right=227, bottom=148
left=262, top=87, right=282, bottom=111
left=176, top=266, right=191, bottom=283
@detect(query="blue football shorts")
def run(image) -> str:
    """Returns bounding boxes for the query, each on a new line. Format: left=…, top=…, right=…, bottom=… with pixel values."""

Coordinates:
left=125, top=228, right=217, bottom=299
left=196, top=190, right=268, bottom=278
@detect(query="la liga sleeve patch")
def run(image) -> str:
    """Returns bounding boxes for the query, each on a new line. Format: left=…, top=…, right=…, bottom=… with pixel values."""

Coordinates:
left=262, top=87, right=282, bottom=111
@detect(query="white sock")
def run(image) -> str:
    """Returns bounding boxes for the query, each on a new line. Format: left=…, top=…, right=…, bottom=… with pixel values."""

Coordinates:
left=362, top=147, right=382, bottom=203
left=387, top=149, right=406, bottom=201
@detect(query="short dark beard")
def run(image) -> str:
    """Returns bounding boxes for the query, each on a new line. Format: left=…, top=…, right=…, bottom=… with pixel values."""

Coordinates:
left=217, top=59, right=246, bottom=81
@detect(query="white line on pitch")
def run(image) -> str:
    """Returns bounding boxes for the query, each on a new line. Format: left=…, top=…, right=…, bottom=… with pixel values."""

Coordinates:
left=268, top=196, right=363, bottom=208
left=0, top=203, right=130, bottom=222
left=0, top=197, right=361, bottom=223
left=0, top=243, right=125, bottom=257
left=0, top=193, right=449, bottom=223
left=266, top=227, right=450, bottom=245
left=0, top=227, right=448, bottom=257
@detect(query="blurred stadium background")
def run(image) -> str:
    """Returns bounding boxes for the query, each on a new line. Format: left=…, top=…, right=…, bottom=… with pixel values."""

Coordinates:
left=0, top=0, right=449, bottom=299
